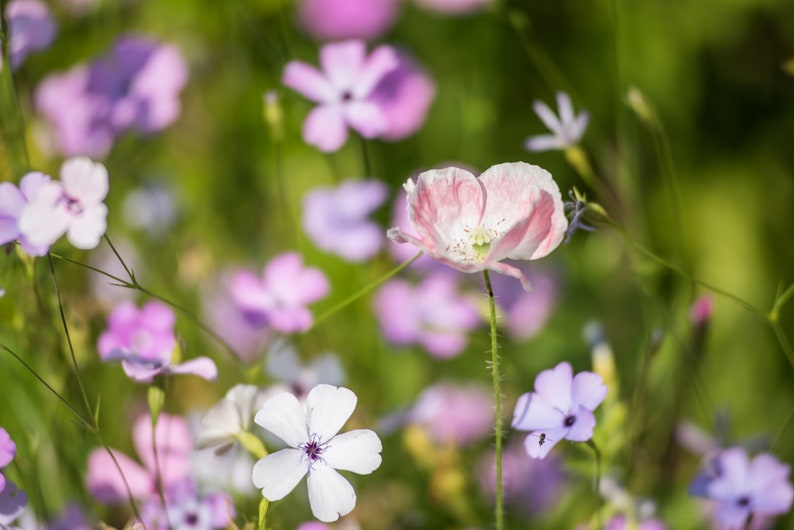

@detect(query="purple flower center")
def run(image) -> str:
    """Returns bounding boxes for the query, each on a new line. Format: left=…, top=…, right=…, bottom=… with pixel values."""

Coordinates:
left=300, top=433, right=327, bottom=464
left=341, top=91, right=353, bottom=102
left=63, top=195, right=84, bottom=215
left=184, top=512, right=199, bottom=526
left=737, top=496, right=751, bottom=508
left=564, top=415, right=576, bottom=427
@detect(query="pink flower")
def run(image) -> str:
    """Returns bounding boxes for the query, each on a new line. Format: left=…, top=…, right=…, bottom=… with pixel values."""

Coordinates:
left=409, top=382, right=494, bottom=446
left=97, top=300, right=217, bottom=383
left=374, top=272, right=481, bottom=358
left=302, top=179, right=388, bottom=262
left=297, top=0, right=399, bottom=41
left=387, top=162, right=568, bottom=291
left=368, top=50, right=436, bottom=141
left=282, top=40, right=398, bottom=152
left=18, top=157, right=108, bottom=250
left=87, top=413, right=193, bottom=503
left=229, top=253, right=330, bottom=333
left=414, top=0, right=493, bottom=15
left=0, top=172, right=53, bottom=256
left=0, top=427, right=16, bottom=492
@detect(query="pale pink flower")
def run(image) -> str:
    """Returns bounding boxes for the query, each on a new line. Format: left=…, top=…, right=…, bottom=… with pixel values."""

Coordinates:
left=297, top=0, right=399, bottom=41
left=18, top=156, right=108, bottom=250
left=282, top=40, right=398, bottom=152
left=414, top=0, right=493, bottom=15
left=387, top=162, right=568, bottom=291
left=408, top=382, right=493, bottom=446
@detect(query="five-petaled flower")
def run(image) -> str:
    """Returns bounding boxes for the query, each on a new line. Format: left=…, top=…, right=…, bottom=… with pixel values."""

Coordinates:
left=387, top=162, right=567, bottom=291
left=524, top=92, right=589, bottom=152
left=689, top=446, right=794, bottom=529
left=511, top=361, right=607, bottom=458
left=282, top=39, right=398, bottom=152
left=251, top=384, right=382, bottom=522
left=0, top=427, right=16, bottom=492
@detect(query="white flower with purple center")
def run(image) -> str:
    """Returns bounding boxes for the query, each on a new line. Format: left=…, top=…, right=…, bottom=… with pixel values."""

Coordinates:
left=524, top=92, right=589, bottom=152
left=302, top=179, right=388, bottom=262
left=252, top=384, right=382, bottom=522
left=511, top=361, right=607, bottom=459
left=18, top=156, right=109, bottom=250
left=282, top=40, right=398, bottom=152
left=195, top=384, right=265, bottom=455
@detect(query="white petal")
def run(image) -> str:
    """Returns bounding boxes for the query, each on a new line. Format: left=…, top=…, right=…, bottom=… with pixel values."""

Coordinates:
left=254, top=392, right=307, bottom=448
left=323, top=429, right=382, bottom=474
left=60, top=156, right=109, bottom=206
left=18, top=182, right=70, bottom=247
left=67, top=204, right=108, bottom=249
left=305, top=385, right=357, bottom=441
left=251, top=448, right=307, bottom=501
left=307, top=462, right=356, bottom=523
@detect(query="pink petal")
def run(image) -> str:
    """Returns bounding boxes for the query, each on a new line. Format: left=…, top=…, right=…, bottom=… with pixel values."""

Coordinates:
left=344, top=100, right=388, bottom=138
left=169, top=356, right=218, bottom=380
left=487, top=261, right=532, bottom=291
left=478, top=162, right=538, bottom=236
left=351, top=44, right=398, bottom=98
left=303, top=104, right=349, bottom=152
left=86, top=449, right=151, bottom=502
left=283, top=61, right=337, bottom=103
left=132, top=414, right=192, bottom=487
left=320, top=40, right=366, bottom=92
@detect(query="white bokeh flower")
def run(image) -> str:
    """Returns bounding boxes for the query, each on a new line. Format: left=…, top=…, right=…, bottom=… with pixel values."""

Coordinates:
left=524, top=92, right=589, bottom=152
left=196, top=384, right=266, bottom=455
left=251, top=384, right=382, bottom=522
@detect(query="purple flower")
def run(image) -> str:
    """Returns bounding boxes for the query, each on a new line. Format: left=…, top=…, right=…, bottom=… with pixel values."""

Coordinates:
left=265, top=340, right=345, bottom=401
left=374, top=272, right=481, bottom=359
left=87, top=413, right=193, bottom=503
left=368, top=50, right=436, bottom=141
left=18, top=157, right=108, bottom=250
left=0, top=428, right=16, bottom=492
left=49, top=503, right=92, bottom=530
left=0, top=171, right=52, bottom=256
left=0, top=480, right=27, bottom=526
left=511, top=361, right=607, bottom=458
left=140, top=478, right=233, bottom=530
left=6, top=0, right=56, bottom=70
left=35, top=35, right=188, bottom=158
left=229, top=253, right=330, bottom=334
left=302, top=179, right=388, bottom=262
left=488, top=266, right=558, bottom=341
left=297, top=0, right=399, bottom=41
left=409, top=382, right=493, bottom=446
left=282, top=40, right=398, bottom=152
left=690, top=447, right=794, bottom=529
left=97, top=300, right=217, bottom=383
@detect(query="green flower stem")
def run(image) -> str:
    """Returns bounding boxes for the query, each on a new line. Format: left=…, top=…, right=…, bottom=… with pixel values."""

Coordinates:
left=150, top=387, right=172, bottom=530
left=311, top=252, right=422, bottom=330
left=482, top=270, right=504, bottom=530
left=586, top=439, right=603, bottom=525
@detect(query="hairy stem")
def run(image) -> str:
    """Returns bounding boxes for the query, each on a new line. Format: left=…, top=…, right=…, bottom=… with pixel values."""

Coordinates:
left=483, top=270, right=504, bottom=530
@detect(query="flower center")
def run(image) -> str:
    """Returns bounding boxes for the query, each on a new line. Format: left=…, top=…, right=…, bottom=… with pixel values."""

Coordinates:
left=564, top=415, right=576, bottom=427
left=736, top=496, right=751, bottom=508
left=184, top=512, right=199, bottom=526
left=300, top=433, right=327, bottom=464
left=469, top=226, right=493, bottom=256
left=341, top=91, right=353, bottom=102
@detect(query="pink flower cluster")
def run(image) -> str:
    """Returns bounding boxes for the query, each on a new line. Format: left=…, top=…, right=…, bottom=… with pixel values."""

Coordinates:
left=0, top=157, right=109, bottom=255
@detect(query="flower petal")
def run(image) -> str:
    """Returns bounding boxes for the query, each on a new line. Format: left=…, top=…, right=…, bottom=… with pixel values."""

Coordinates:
left=303, top=104, right=348, bottom=152
left=60, top=157, right=109, bottom=206
left=18, top=181, right=70, bottom=247
left=523, top=428, right=565, bottom=459
left=254, top=391, right=307, bottom=448
left=251, top=448, right=307, bottom=501
left=532, top=100, right=564, bottom=137
left=565, top=405, right=596, bottom=442
left=307, top=462, right=356, bottom=522
left=555, top=92, right=575, bottom=129
left=86, top=449, right=152, bottom=502
left=533, top=362, right=573, bottom=413
left=169, top=357, right=218, bottom=380
left=305, top=384, right=357, bottom=441
left=67, top=203, right=108, bottom=249
left=524, top=134, right=564, bottom=152
left=323, top=429, right=382, bottom=474
left=511, top=392, right=564, bottom=431
left=571, top=371, right=607, bottom=411
left=344, top=101, right=388, bottom=138
left=283, top=61, right=337, bottom=103
left=320, top=40, right=366, bottom=92
left=351, top=44, right=398, bottom=98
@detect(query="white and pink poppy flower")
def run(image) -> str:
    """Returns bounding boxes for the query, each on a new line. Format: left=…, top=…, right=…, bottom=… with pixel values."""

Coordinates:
left=387, top=162, right=567, bottom=291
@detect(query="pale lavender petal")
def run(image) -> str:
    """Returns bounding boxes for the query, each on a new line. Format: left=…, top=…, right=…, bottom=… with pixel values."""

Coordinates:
left=168, top=357, right=218, bottom=380
left=0, top=428, right=15, bottom=468
left=707, top=448, right=748, bottom=502
left=121, top=360, right=165, bottom=383
left=523, top=429, right=565, bottom=459
left=511, top=392, right=564, bottom=431
left=0, top=182, right=25, bottom=219
left=305, top=384, right=357, bottom=441
left=351, top=44, right=398, bottom=98
left=344, top=100, right=388, bottom=138
left=323, top=429, right=382, bottom=474
left=303, top=104, right=348, bottom=152
left=19, top=171, right=51, bottom=199
left=320, top=40, right=366, bottom=92
left=524, top=134, right=563, bottom=152
left=251, top=448, right=307, bottom=500
left=306, top=462, right=356, bottom=522
left=128, top=44, right=188, bottom=132
left=565, top=405, right=596, bottom=442
left=67, top=203, right=107, bottom=249
left=571, top=371, right=607, bottom=411
left=572, top=111, right=590, bottom=140
left=283, top=61, right=337, bottom=103
left=254, top=391, right=307, bottom=448
left=60, top=156, right=109, bottom=206
left=532, top=100, right=564, bottom=137
left=229, top=270, right=273, bottom=314
left=0, top=219, right=19, bottom=246
left=268, top=306, right=313, bottom=333
left=7, top=0, right=56, bottom=70
left=533, top=362, right=573, bottom=412
left=18, top=181, right=70, bottom=248
left=0, top=480, right=28, bottom=524
left=374, top=279, right=420, bottom=345
left=555, top=92, right=575, bottom=128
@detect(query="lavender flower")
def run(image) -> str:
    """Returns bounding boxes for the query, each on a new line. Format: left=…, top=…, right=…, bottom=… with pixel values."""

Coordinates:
left=0, top=428, right=16, bottom=492
left=408, top=382, right=494, bottom=446
left=511, top=361, right=607, bottom=458
left=302, top=179, right=388, bottom=262
left=0, top=172, right=52, bottom=256
left=525, top=92, right=589, bottom=152
left=6, top=0, right=56, bottom=70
